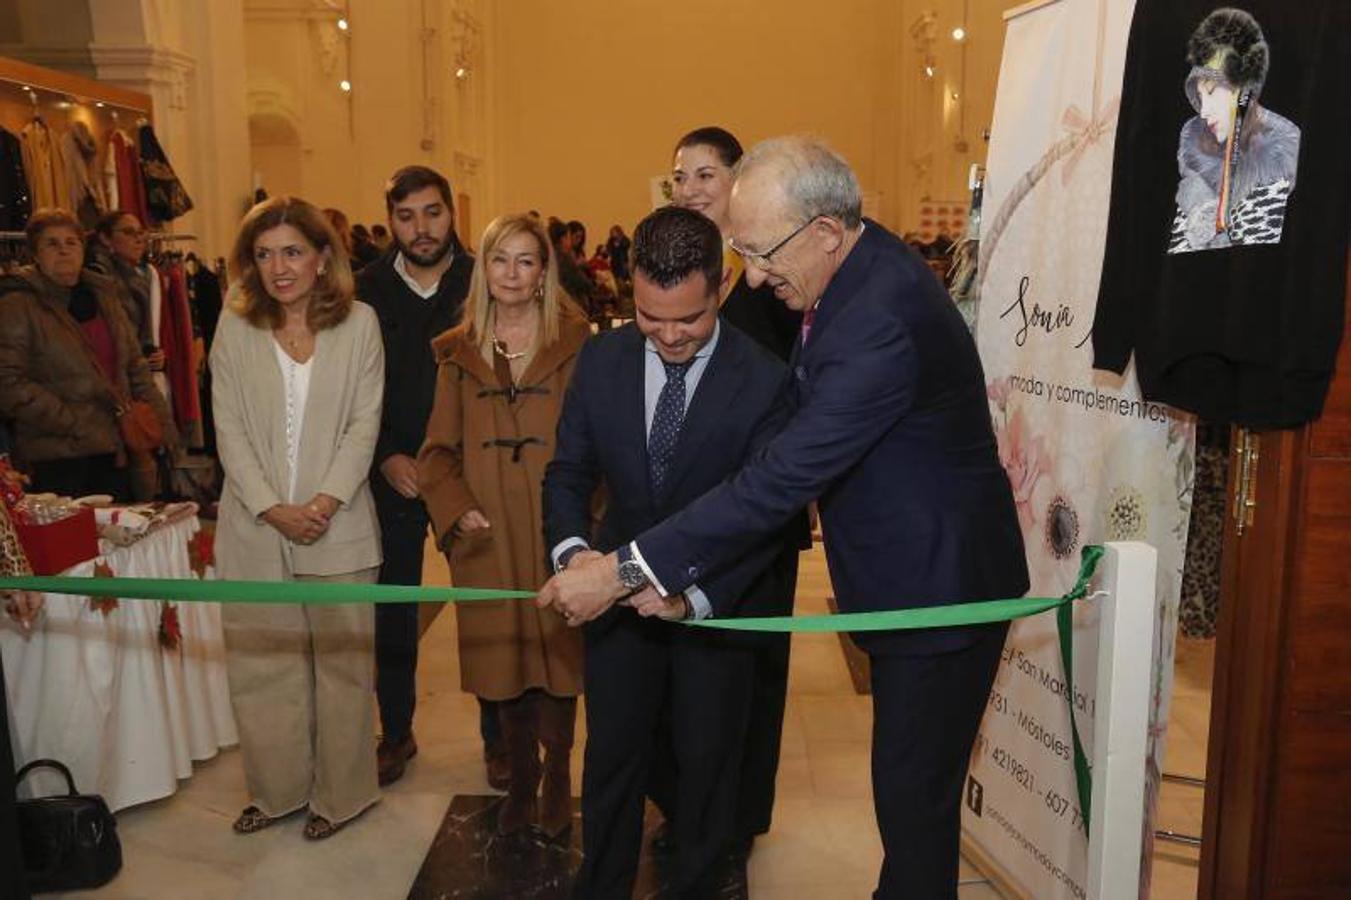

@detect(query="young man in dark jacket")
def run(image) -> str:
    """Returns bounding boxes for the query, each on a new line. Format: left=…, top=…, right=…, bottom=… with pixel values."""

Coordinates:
left=357, top=166, right=475, bottom=786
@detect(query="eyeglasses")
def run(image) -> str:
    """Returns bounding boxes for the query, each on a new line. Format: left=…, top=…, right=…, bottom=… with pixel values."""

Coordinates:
left=728, top=215, right=821, bottom=270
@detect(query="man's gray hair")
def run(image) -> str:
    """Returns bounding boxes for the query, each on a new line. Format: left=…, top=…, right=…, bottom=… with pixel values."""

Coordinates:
left=738, top=136, right=863, bottom=229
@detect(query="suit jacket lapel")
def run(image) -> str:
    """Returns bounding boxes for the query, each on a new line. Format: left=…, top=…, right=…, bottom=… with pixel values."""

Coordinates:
left=658, top=333, right=742, bottom=503
left=621, top=329, right=654, bottom=511
left=804, top=220, right=881, bottom=354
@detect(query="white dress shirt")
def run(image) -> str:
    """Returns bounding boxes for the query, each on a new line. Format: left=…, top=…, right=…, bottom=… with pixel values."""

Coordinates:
left=551, top=322, right=722, bottom=619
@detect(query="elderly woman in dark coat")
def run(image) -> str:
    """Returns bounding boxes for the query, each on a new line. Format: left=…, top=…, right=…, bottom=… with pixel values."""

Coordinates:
left=0, top=208, right=175, bottom=499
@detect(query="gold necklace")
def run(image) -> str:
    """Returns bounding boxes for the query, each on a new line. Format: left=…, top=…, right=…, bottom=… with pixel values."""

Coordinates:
left=491, top=329, right=529, bottom=361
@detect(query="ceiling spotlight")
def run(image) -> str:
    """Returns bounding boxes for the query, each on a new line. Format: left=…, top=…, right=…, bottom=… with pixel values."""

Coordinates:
left=339, top=79, right=352, bottom=92
left=951, top=91, right=961, bottom=101
left=455, top=67, right=469, bottom=80
left=337, top=18, right=348, bottom=31
left=95, top=101, right=105, bottom=108
left=952, top=26, right=967, bottom=41
left=924, top=64, right=935, bottom=78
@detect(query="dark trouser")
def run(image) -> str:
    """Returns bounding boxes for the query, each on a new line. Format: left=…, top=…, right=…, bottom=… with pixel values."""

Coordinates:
left=372, top=486, right=500, bottom=746
left=2, top=657, right=31, bottom=900
left=29, top=453, right=130, bottom=502
left=373, top=490, right=429, bottom=743
left=649, top=631, right=792, bottom=842
left=868, top=623, right=1008, bottom=900
left=576, top=612, right=754, bottom=900
left=652, top=549, right=800, bottom=843
left=736, top=631, right=792, bottom=837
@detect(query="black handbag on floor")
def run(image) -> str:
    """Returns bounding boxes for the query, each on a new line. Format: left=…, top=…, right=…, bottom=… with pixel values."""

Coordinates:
left=15, top=759, right=122, bottom=892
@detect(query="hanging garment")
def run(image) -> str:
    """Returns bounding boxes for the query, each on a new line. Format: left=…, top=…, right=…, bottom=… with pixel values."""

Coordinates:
left=137, top=126, right=192, bottom=222
left=103, top=139, right=119, bottom=211
left=109, top=130, right=149, bottom=225
left=190, top=263, right=223, bottom=350
left=1092, top=3, right=1351, bottom=428
left=61, top=121, right=107, bottom=229
left=0, top=128, right=32, bottom=230
left=19, top=118, right=68, bottom=211
left=159, top=262, right=201, bottom=442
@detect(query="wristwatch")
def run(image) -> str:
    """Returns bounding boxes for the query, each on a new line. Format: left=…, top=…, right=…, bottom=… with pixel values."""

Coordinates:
left=616, top=544, right=649, bottom=591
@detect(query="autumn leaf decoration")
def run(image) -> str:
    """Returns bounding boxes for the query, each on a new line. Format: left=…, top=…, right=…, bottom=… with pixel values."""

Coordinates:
left=158, top=603, right=182, bottom=650
left=89, top=560, right=119, bottom=615
left=187, top=528, right=215, bottom=579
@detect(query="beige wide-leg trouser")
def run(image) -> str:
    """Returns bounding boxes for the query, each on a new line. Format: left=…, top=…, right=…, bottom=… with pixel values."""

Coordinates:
left=222, top=567, right=380, bottom=824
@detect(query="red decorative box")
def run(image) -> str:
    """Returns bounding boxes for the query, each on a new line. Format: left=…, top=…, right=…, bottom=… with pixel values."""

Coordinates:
left=13, top=507, right=98, bottom=575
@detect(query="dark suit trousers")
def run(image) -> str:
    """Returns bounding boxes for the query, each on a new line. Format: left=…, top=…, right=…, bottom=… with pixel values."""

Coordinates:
left=2, top=657, right=31, bottom=900
left=868, top=623, right=1008, bottom=900
left=649, top=551, right=799, bottom=842
left=373, top=485, right=429, bottom=742
left=576, top=613, right=754, bottom=899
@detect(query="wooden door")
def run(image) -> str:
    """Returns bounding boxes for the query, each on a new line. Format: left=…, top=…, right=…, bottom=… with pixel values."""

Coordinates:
left=1201, top=260, right=1351, bottom=899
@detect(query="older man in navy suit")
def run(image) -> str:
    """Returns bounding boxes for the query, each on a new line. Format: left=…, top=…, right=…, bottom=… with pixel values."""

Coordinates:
left=538, top=136, right=1028, bottom=899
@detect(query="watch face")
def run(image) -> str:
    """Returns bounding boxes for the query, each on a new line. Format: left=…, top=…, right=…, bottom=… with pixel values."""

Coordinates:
left=619, top=560, right=646, bottom=589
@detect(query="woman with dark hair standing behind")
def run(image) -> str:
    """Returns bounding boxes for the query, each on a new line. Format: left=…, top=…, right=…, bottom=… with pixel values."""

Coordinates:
left=87, top=210, right=166, bottom=374
left=211, top=195, right=384, bottom=841
left=664, top=126, right=806, bottom=863
left=671, top=127, right=801, bottom=359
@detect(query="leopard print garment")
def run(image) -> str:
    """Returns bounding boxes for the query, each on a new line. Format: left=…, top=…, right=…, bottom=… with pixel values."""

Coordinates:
left=1180, top=425, right=1228, bottom=638
left=0, top=505, right=32, bottom=578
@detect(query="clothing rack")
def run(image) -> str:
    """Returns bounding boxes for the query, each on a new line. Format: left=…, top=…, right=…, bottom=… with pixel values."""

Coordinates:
left=0, top=56, right=152, bottom=119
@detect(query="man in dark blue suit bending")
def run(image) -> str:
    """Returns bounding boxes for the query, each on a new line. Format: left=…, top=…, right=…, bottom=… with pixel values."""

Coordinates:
left=543, top=206, right=793, bottom=898
left=538, top=136, right=1028, bottom=900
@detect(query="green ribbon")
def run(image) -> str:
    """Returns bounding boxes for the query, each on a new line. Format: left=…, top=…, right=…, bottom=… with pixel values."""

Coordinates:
left=0, top=545, right=1104, bottom=829
left=1058, top=544, right=1102, bottom=835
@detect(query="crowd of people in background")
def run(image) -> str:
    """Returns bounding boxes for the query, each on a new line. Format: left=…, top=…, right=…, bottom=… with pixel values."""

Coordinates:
left=316, top=205, right=635, bottom=330
left=1, top=125, right=1026, bottom=900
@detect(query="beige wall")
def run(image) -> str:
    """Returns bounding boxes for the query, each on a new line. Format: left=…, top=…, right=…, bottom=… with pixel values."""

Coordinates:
left=484, top=0, right=1020, bottom=242
left=244, top=0, right=492, bottom=243
left=5, top=0, right=1021, bottom=254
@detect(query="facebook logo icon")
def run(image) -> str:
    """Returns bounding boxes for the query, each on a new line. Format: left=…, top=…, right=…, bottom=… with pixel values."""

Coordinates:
left=966, top=776, right=984, bottom=817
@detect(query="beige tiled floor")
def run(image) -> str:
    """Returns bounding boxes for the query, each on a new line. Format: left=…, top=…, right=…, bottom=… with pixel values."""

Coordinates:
left=58, top=542, right=1210, bottom=898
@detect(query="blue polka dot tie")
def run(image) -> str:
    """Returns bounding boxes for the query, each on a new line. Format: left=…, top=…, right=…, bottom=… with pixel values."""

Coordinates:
left=648, top=358, right=693, bottom=494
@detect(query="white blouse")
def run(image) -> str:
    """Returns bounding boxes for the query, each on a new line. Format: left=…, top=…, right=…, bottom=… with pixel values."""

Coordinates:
left=272, top=341, right=313, bottom=502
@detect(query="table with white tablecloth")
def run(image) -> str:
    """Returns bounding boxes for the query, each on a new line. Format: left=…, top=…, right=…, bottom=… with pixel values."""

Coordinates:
left=1, top=515, right=237, bottom=811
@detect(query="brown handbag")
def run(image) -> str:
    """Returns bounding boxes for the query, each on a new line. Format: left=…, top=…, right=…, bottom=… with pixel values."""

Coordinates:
left=115, top=397, right=164, bottom=454
left=69, top=303, right=165, bottom=456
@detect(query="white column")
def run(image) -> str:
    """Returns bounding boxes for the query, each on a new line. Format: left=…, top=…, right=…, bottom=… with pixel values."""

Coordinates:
left=1086, top=541, right=1159, bottom=900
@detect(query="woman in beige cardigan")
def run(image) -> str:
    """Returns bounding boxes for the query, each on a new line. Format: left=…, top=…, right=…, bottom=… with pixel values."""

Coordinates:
left=210, top=196, right=384, bottom=841
left=420, top=213, right=591, bottom=839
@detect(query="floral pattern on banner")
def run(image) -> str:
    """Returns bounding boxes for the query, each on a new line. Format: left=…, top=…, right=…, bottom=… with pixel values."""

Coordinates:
left=988, top=376, right=1049, bottom=533
left=89, top=560, right=119, bottom=615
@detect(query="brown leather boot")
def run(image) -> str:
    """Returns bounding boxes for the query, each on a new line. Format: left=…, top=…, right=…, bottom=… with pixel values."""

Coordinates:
left=496, top=695, right=541, bottom=835
left=536, top=694, right=577, bottom=839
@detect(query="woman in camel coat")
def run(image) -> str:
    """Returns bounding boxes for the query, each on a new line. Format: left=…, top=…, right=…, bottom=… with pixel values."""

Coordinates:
left=419, top=213, right=590, bottom=840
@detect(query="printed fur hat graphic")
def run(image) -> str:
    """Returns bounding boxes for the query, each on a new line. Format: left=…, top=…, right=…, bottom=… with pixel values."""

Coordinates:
left=1168, top=7, right=1300, bottom=255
